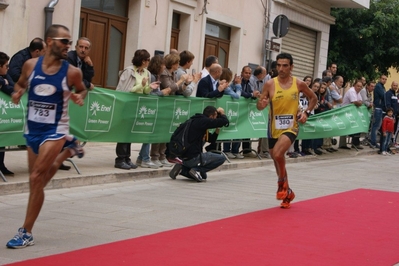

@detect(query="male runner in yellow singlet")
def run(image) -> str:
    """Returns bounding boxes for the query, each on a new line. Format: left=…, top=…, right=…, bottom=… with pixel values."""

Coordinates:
left=257, top=53, right=317, bottom=208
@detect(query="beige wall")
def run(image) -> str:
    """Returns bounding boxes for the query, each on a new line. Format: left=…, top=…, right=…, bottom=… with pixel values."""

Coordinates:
left=0, top=0, right=79, bottom=57
left=1, top=0, right=369, bottom=82
left=386, top=68, right=399, bottom=90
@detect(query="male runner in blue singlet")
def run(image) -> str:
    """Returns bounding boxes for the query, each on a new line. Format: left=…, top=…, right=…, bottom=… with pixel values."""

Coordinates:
left=6, top=24, right=88, bottom=248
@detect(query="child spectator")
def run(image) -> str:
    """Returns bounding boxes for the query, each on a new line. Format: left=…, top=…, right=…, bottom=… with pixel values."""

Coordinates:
left=381, top=107, right=395, bottom=155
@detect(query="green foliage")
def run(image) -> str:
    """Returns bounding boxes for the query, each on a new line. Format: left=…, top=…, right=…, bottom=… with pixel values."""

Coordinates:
left=328, top=0, right=399, bottom=81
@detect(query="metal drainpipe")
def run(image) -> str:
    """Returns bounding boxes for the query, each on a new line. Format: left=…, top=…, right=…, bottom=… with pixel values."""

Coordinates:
left=44, top=0, right=59, bottom=32
left=263, top=0, right=271, bottom=68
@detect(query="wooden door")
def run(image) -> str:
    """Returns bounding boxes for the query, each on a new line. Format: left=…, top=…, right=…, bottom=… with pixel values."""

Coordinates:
left=80, top=7, right=127, bottom=89
left=203, top=36, right=230, bottom=68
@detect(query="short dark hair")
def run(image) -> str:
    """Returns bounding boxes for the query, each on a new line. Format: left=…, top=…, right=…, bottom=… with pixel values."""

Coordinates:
left=203, top=106, right=217, bottom=117
left=45, top=24, right=69, bottom=40
left=276, top=53, right=293, bottom=65
left=0, top=51, right=10, bottom=67
left=179, top=50, right=194, bottom=66
left=29, top=38, right=45, bottom=52
left=387, top=107, right=394, bottom=113
left=322, top=76, right=332, bottom=83
left=132, top=49, right=151, bottom=67
left=204, top=55, right=218, bottom=68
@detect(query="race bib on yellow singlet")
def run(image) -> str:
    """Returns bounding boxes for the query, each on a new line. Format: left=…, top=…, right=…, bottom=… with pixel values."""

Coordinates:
left=28, top=100, right=57, bottom=124
left=274, top=114, right=294, bottom=130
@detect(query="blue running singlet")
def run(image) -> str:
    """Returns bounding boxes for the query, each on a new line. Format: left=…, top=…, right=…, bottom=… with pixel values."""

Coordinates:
left=25, top=56, right=71, bottom=135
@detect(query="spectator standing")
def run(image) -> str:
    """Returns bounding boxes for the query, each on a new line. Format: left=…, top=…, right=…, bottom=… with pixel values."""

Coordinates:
left=328, top=63, right=338, bottom=77
left=175, top=50, right=200, bottom=97
left=147, top=55, right=170, bottom=96
left=220, top=68, right=243, bottom=159
left=250, top=66, right=271, bottom=158
left=196, top=64, right=228, bottom=98
left=241, top=66, right=260, bottom=157
left=67, top=37, right=95, bottom=90
left=8, top=38, right=46, bottom=82
left=169, top=106, right=229, bottom=182
left=0, top=52, right=14, bottom=175
left=329, top=75, right=344, bottom=107
left=302, top=80, right=321, bottom=155
left=147, top=55, right=174, bottom=167
left=114, top=49, right=159, bottom=170
left=360, top=81, right=375, bottom=109
left=370, top=75, right=387, bottom=150
left=384, top=81, right=399, bottom=153
left=340, top=79, right=364, bottom=149
left=381, top=108, right=395, bottom=155
left=160, top=53, right=187, bottom=95
left=200, top=55, right=218, bottom=78
left=62, top=37, right=95, bottom=171
left=313, top=82, right=331, bottom=154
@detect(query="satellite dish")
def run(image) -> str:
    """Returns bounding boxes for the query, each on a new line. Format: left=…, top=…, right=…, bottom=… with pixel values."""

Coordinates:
left=272, top=15, right=290, bottom=38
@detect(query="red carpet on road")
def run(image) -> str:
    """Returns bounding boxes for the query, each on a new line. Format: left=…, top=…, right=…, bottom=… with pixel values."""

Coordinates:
left=8, top=189, right=399, bottom=266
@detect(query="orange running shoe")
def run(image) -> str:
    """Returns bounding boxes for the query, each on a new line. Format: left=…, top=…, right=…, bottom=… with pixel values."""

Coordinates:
left=280, top=188, right=295, bottom=209
left=276, top=177, right=288, bottom=200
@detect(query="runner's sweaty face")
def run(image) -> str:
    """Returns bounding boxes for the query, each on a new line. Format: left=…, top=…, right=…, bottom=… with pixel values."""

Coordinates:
left=276, top=59, right=293, bottom=78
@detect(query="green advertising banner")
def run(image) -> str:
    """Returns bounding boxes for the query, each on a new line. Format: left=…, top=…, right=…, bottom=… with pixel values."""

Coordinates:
left=0, top=88, right=370, bottom=146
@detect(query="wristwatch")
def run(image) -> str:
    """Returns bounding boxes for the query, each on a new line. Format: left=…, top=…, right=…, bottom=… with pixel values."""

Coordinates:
left=303, top=110, right=311, bottom=117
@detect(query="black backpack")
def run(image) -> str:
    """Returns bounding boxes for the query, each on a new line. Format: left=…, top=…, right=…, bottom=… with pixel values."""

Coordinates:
left=168, top=119, right=193, bottom=157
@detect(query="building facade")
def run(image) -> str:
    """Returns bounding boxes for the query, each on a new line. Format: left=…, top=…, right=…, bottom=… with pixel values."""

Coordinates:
left=0, top=0, right=369, bottom=89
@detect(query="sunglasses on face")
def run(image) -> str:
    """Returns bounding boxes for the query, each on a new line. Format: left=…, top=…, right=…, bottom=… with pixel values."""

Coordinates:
left=52, top=38, right=73, bottom=45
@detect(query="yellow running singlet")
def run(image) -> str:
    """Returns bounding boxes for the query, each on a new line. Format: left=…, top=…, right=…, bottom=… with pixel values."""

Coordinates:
left=268, top=77, right=300, bottom=139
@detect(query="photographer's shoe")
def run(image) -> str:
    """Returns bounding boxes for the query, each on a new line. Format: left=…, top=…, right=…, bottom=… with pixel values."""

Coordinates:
left=169, top=163, right=182, bottom=179
left=189, top=169, right=203, bottom=182
left=280, top=188, right=295, bottom=209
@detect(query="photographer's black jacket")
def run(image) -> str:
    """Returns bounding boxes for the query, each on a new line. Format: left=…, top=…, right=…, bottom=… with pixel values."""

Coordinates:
left=183, top=113, right=229, bottom=160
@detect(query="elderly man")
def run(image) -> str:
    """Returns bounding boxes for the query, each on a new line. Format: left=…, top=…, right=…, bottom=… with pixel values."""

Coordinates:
left=339, top=79, right=364, bottom=150
left=360, top=81, right=376, bottom=109
left=67, top=37, right=95, bottom=90
left=196, top=63, right=228, bottom=98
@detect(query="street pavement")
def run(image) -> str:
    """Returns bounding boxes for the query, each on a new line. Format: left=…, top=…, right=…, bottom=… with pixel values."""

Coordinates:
left=0, top=142, right=397, bottom=264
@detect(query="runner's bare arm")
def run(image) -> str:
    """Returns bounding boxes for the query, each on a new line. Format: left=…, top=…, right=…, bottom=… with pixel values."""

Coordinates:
left=68, top=65, right=87, bottom=106
left=256, top=79, right=273, bottom=110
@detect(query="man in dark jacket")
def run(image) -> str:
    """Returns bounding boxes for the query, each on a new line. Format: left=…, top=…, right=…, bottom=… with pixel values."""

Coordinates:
left=8, top=38, right=46, bottom=82
left=196, top=64, right=228, bottom=98
left=169, top=106, right=229, bottom=182
left=370, top=74, right=387, bottom=149
left=67, top=37, right=95, bottom=90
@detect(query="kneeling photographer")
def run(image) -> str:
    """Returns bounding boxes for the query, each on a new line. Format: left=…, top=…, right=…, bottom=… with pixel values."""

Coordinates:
left=169, top=106, right=229, bottom=182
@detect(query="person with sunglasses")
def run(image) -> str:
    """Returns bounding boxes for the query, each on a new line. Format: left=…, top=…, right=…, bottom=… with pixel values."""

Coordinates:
left=6, top=24, right=88, bottom=249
